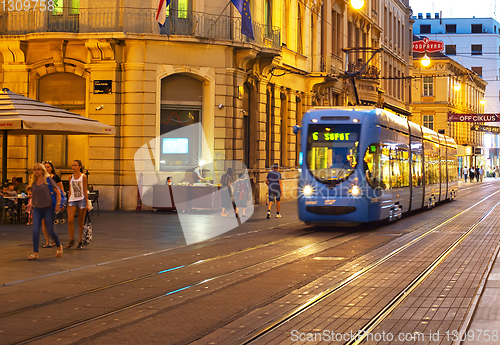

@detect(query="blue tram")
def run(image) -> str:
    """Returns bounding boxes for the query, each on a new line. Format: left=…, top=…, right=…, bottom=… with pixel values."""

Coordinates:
left=294, top=107, right=458, bottom=225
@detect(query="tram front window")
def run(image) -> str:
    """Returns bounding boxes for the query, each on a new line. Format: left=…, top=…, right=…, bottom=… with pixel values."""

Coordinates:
left=306, top=124, right=360, bottom=185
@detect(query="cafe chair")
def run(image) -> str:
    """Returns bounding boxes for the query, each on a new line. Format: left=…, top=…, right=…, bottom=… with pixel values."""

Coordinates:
left=2, top=197, right=17, bottom=224
left=88, top=190, right=99, bottom=216
left=0, top=195, right=4, bottom=225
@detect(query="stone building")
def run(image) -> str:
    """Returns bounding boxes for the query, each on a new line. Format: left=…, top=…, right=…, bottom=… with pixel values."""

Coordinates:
left=0, top=0, right=413, bottom=209
left=411, top=45, right=487, bottom=172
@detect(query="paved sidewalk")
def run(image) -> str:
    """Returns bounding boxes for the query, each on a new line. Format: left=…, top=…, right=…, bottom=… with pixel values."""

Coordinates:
left=0, top=200, right=299, bottom=286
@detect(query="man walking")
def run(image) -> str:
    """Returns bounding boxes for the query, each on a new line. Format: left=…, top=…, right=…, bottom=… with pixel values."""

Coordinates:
left=463, top=166, right=468, bottom=182
left=266, top=163, right=282, bottom=218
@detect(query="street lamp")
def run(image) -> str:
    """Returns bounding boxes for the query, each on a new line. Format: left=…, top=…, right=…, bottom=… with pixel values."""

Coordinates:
left=351, top=0, right=364, bottom=10
left=421, top=54, right=431, bottom=67
left=454, top=83, right=461, bottom=91
left=480, top=99, right=487, bottom=106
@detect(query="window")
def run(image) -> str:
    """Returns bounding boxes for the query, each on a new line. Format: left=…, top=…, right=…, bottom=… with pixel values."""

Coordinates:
left=471, top=67, right=483, bottom=77
left=423, top=76, right=434, bottom=96
left=423, top=114, right=434, bottom=130
left=471, top=24, right=482, bottom=33
left=471, top=44, right=482, bottom=55
left=445, top=45, right=457, bottom=55
left=282, top=0, right=289, bottom=45
left=166, top=0, right=190, bottom=18
left=52, top=0, right=79, bottom=15
left=264, top=0, right=272, bottom=38
left=445, top=24, right=456, bottom=33
left=297, top=4, right=303, bottom=54
left=420, top=24, right=431, bottom=34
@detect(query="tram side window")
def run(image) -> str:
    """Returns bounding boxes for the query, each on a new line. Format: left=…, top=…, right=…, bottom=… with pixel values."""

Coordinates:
left=381, top=145, right=391, bottom=189
left=390, top=146, right=400, bottom=188
left=411, top=148, right=423, bottom=186
left=364, top=144, right=383, bottom=189
left=398, top=148, right=410, bottom=187
left=424, top=147, right=439, bottom=184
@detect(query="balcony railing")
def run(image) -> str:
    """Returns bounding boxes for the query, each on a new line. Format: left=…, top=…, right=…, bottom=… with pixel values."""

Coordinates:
left=0, top=8, right=281, bottom=50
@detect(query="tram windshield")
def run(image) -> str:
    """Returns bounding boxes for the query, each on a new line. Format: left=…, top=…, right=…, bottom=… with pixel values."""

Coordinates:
left=306, top=124, right=361, bottom=185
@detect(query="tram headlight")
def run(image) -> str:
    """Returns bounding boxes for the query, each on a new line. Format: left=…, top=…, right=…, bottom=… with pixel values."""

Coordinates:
left=350, top=185, right=361, bottom=196
left=303, top=185, right=313, bottom=196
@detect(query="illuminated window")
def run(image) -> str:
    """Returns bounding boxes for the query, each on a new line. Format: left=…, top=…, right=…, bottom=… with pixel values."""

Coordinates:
left=178, top=0, right=188, bottom=19
left=52, top=0, right=79, bottom=15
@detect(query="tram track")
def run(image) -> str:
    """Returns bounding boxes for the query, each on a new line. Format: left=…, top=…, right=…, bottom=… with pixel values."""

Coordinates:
left=0, top=224, right=318, bottom=319
left=6, top=228, right=378, bottom=345
left=5, top=184, right=498, bottom=344
left=238, top=190, right=500, bottom=345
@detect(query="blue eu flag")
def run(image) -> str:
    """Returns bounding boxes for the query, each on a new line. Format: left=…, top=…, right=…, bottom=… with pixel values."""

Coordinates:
left=231, top=0, right=254, bottom=40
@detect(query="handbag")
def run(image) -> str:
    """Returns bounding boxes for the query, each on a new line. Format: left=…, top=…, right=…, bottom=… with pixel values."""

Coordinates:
left=46, top=177, right=67, bottom=208
left=82, top=212, right=92, bottom=245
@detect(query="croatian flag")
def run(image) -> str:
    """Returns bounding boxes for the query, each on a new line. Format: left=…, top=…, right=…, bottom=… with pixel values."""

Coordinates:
left=156, top=0, right=171, bottom=27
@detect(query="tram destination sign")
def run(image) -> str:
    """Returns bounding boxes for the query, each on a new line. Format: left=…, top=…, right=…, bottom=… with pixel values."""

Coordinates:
left=447, top=113, right=500, bottom=122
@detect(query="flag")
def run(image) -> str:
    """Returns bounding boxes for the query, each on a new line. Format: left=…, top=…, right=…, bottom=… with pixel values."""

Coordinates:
left=156, top=0, right=171, bottom=27
left=231, top=0, right=254, bottom=40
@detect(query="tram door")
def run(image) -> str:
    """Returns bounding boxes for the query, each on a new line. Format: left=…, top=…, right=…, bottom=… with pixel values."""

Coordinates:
left=410, top=136, right=424, bottom=211
left=438, top=134, right=447, bottom=202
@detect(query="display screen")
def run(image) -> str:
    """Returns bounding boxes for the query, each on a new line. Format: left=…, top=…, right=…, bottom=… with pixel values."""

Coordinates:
left=162, top=138, right=189, bottom=154
left=311, top=130, right=358, bottom=142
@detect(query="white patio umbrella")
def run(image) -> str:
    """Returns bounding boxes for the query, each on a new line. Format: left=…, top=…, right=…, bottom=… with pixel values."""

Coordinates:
left=0, top=88, right=115, bottom=183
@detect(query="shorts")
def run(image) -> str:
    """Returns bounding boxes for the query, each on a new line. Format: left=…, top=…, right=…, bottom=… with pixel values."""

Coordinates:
left=68, top=199, right=86, bottom=209
left=269, top=191, right=281, bottom=202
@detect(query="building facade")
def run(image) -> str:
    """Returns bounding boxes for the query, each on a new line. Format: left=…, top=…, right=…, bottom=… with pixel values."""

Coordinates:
left=412, top=50, right=487, bottom=173
left=413, top=14, right=500, bottom=171
left=0, top=0, right=413, bottom=209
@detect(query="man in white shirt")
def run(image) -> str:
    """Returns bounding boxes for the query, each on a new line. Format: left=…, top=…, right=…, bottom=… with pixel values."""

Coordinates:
left=479, top=166, right=484, bottom=182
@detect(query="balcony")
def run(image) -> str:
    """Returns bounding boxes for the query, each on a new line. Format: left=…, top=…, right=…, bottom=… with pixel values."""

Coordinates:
left=0, top=8, right=281, bottom=51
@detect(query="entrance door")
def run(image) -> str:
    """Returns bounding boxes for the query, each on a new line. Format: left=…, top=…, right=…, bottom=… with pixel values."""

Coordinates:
left=161, top=0, right=192, bottom=35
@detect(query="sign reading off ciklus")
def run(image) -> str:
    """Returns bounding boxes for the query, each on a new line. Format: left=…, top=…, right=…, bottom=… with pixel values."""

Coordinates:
left=447, top=113, right=500, bottom=122
left=413, top=38, right=444, bottom=53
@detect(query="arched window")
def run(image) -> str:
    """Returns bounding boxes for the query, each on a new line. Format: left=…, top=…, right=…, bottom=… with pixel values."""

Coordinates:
left=37, top=73, right=86, bottom=168
left=160, top=74, right=202, bottom=169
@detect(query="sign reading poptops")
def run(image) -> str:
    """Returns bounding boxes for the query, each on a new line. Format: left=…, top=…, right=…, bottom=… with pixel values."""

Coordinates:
left=448, top=113, right=500, bottom=122
left=413, top=38, right=444, bottom=53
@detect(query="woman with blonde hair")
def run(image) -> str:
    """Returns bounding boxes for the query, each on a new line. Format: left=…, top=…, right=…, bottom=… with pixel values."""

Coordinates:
left=66, top=160, right=88, bottom=249
left=41, top=161, right=65, bottom=248
left=27, top=163, right=63, bottom=260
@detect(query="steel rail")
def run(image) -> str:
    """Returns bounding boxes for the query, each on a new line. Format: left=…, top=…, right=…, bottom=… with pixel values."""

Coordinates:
left=10, top=230, right=370, bottom=345
left=239, top=190, right=500, bottom=345
left=345, top=201, right=500, bottom=345
left=0, top=224, right=315, bottom=319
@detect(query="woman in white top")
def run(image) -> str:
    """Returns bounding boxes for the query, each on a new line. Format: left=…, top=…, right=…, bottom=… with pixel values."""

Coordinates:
left=66, top=160, right=88, bottom=249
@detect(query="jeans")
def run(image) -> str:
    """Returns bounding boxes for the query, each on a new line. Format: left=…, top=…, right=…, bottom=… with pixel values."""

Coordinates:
left=32, top=206, right=60, bottom=253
